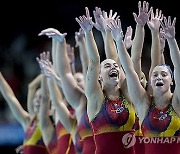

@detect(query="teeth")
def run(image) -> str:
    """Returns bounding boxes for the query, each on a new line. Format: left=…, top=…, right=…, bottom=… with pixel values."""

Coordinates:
left=109, top=70, right=118, bottom=75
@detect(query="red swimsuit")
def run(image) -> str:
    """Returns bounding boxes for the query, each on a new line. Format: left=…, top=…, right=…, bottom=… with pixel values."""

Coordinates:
left=23, top=117, right=48, bottom=154
left=77, top=111, right=96, bottom=154
left=91, top=95, right=137, bottom=154
left=141, top=102, right=180, bottom=154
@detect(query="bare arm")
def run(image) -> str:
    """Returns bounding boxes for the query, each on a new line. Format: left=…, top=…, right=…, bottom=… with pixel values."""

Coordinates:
left=93, top=7, right=106, bottom=41
left=39, top=74, right=55, bottom=146
left=27, top=74, right=42, bottom=115
left=131, top=1, right=152, bottom=79
left=100, top=9, right=127, bottom=86
left=108, top=19, right=149, bottom=123
left=36, top=51, right=56, bottom=146
left=0, top=72, right=30, bottom=130
left=161, top=16, right=180, bottom=115
left=75, top=7, right=104, bottom=120
left=159, top=28, right=166, bottom=64
left=39, top=28, right=84, bottom=110
left=66, top=43, right=76, bottom=75
left=48, top=78, right=75, bottom=132
left=147, top=8, right=163, bottom=85
left=75, top=28, right=89, bottom=78
left=37, top=56, right=75, bottom=132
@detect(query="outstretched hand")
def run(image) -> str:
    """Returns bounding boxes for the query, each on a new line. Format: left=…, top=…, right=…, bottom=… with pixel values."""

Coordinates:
left=124, top=26, right=133, bottom=49
left=160, top=16, right=176, bottom=39
left=107, top=19, right=124, bottom=42
left=36, top=51, right=50, bottom=74
left=92, top=7, right=105, bottom=32
left=38, top=28, right=67, bottom=42
left=147, top=8, right=163, bottom=32
left=75, top=7, right=93, bottom=33
left=75, top=28, right=85, bottom=47
left=36, top=51, right=59, bottom=81
left=133, top=1, right=152, bottom=26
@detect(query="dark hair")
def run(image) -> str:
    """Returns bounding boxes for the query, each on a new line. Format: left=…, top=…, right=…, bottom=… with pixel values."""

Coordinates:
left=158, top=64, right=174, bottom=79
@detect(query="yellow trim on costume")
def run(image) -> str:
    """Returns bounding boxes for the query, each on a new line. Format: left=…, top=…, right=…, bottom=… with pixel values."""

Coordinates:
left=65, top=119, right=77, bottom=154
left=58, top=127, right=69, bottom=139
left=79, top=130, right=93, bottom=140
left=160, top=110, right=180, bottom=137
left=24, top=123, right=42, bottom=145
left=119, top=99, right=136, bottom=131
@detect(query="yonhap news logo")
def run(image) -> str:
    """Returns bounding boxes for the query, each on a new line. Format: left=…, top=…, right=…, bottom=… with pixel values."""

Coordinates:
left=122, top=132, right=136, bottom=148
left=122, top=133, right=180, bottom=148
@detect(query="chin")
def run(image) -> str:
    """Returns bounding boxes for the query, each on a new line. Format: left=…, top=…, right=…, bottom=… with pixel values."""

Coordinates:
left=154, top=87, right=166, bottom=94
left=110, top=81, right=119, bottom=87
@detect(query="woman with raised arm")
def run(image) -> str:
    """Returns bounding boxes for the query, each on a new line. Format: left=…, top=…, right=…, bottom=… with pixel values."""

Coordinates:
left=37, top=51, right=80, bottom=154
left=108, top=15, right=180, bottom=154
left=38, top=55, right=83, bottom=153
left=0, top=72, right=48, bottom=154
left=75, top=28, right=89, bottom=79
left=35, top=51, right=58, bottom=154
left=38, top=28, right=95, bottom=154
left=93, top=7, right=144, bottom=145
left=75, top=7, right=139, bottom=154
left=131, top=1, right=152, bottom=89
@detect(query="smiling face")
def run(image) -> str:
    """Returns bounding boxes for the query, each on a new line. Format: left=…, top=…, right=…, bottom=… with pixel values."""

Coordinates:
left=151, top=66, right=173, bottom=94
left=33, top=88, right=42, bottom=113
left=100, top=59, right=120, bottom=87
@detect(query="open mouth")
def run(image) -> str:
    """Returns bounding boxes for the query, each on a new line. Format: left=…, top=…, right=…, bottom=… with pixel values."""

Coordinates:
left=155, top=81, right=164, bottom=87
left=109, top=69, right=119, bottom=78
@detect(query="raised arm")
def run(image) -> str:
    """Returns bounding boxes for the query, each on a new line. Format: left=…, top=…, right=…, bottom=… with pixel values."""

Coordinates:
left=48, top=78, right=75, bottom=132
left=108, top=19, right=149, bottom=123
left=36, top=51, right=56, bottom=146
left=93, top=7, right=106, bottom=41
left=160, top=16, right=180, bottom=115
left=27, top=74, right=42, bottom=115
left=159, top=28, right=166, bottom=64
left=93, top=7, right=120, bottom=63
left=147, top=8, right=163, bottom=86
left=66, top=43, right=76, bottom=75
left=75, top=7, right=104, bottom=120
left=131, top=1, right=152, bottom=79
left=0, top=72, right=30, bottom=130
left=101, top=10, right=119, bottom=60
left=75, top=28, right=89, bottom=78
left=39, top=28, right=84, bottom=110
left=37, top=56, right=75, bottom=132
left=124, top=26, right=133, bottom=50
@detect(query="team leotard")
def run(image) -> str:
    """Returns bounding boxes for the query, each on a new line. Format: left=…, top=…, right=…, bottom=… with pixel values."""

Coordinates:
left=56, top=120, right=75, bottom=154
left=141, top=100, right=180, bottom=154
left=90, top=94, right=137, bottom=154
left=47, top=130, right=57, bottom=154
left=23, top=117, right=48, bottom=154
left=77, top=111, right=95, bottom=154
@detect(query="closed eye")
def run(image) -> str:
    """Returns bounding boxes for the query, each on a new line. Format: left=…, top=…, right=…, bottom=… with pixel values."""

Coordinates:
left=104, top=64, right=111, bottom=68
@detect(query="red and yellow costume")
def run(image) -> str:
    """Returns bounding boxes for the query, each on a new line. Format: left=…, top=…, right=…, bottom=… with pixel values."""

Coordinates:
left=77, top=111, right=95, bottom=154
left=141, top=101, right=180, bottom=154
left=23, top=117, right=48, bottom=154
left=90, top=94, right=137, bottom=154
left=56, top=120, right=75, bottom=154
left=47, top=130, right=57, bottom=154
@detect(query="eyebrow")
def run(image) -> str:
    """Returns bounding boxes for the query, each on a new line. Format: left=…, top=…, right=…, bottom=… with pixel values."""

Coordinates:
left=104, top=63, right=111, bottom=66
left=153, top=71, right=168, bottom=74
